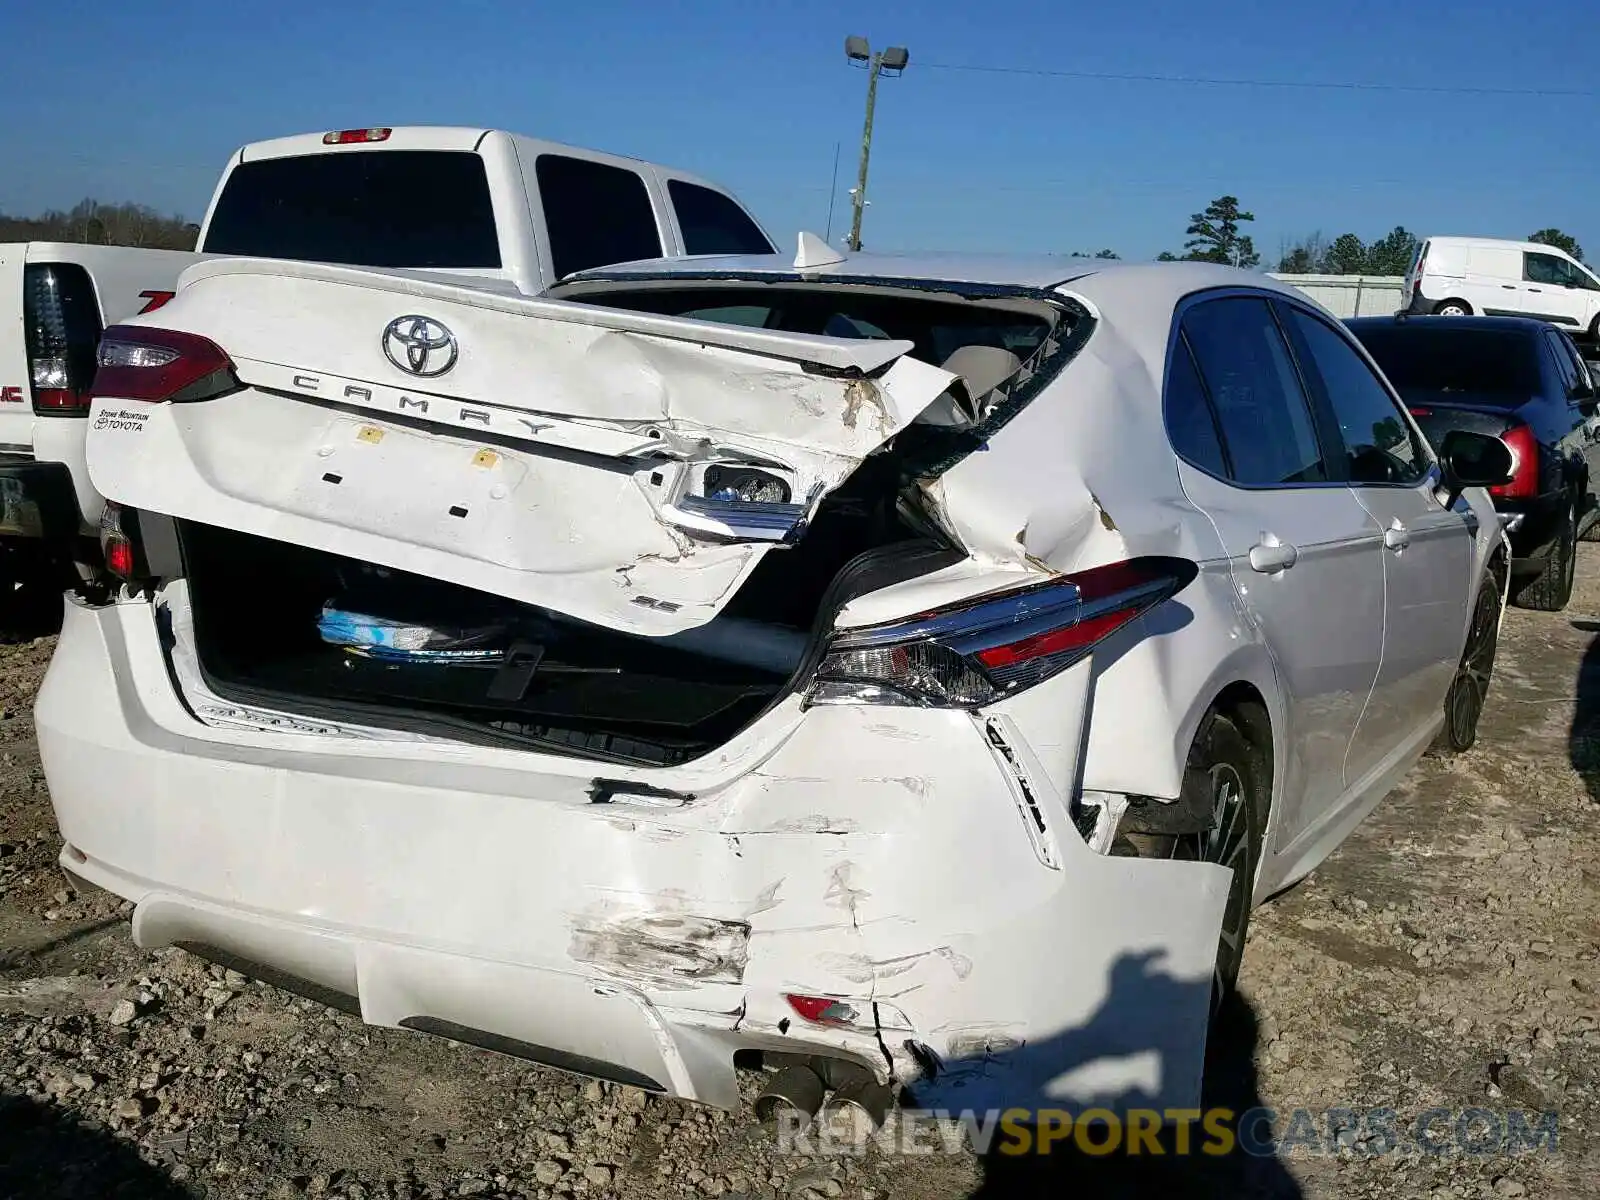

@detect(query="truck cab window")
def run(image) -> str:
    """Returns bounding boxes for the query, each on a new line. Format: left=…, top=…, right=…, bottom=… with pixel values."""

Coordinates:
left=535, top=156, right=663, bottom=280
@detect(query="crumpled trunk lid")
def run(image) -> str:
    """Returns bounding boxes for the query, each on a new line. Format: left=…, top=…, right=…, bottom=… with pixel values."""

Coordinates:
left=86, top=259, right=959, bottom=636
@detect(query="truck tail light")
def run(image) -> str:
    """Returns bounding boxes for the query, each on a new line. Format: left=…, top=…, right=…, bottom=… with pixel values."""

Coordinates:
left=806, top=556, right=1198, bottom=708
left=23, top=263, right=103, bottom=415
left=1490, top=423, right=1539, bottom=501
left=88, top=326, right=237, bottom=404
left=322, top=128, right=392, bottom=144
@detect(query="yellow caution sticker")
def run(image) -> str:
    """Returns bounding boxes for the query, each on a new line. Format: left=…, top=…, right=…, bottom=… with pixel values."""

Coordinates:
left=472, top=449, right=499, bottom=469
left=356, top=426, right=384, bottom=444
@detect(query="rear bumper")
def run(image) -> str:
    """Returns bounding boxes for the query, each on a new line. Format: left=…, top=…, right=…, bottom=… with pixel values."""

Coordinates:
left=0, top=454, right=83, bottom=541
left=1499, top=496, right=1566, bottom=571
left=37, top=594, right=1230, bottom=1113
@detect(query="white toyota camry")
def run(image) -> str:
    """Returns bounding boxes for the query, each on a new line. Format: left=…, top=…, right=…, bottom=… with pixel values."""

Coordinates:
left=38, top=242, right=1512, bottom=1119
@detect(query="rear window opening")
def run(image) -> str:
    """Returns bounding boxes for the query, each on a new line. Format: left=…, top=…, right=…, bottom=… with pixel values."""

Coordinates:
left=202, top=151, right=501, bottom=269
left=558, top=283, right=1058, bottom=369
left=1351, top=326, right=1540, bottom=403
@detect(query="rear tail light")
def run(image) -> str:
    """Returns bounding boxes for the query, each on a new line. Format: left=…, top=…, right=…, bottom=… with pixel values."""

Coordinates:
left=784, top=994, right=860, bottom=1027
left=1409, top=407, right=1432, bottom=417
left=23, top=263, right=102, bottom=414
left=99, top=502, right=136, bottom=580
left=88, top=325, right=237, bottom=404
left=322, top=127, right=392, bottom=144
left=806, top=556, right=1197, bottom=708
left=1490, top=424, right=1539, bottom=500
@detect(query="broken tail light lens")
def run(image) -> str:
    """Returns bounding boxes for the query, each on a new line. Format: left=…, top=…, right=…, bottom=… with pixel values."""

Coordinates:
left=807, top=556, right=1198, bottom=708
left=89, top=325, right=237, bottom=404
left=100, top=502, right=137, bottom=580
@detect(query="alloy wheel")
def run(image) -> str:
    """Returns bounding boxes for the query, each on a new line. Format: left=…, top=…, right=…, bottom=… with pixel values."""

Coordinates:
left=1446, top=584, right=1499, bottom=749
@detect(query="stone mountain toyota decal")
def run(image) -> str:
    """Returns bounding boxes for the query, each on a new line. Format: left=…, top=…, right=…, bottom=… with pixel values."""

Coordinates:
left=92, top=407, right=150, bottom=432
left=382, top=315, right=458, bottom=378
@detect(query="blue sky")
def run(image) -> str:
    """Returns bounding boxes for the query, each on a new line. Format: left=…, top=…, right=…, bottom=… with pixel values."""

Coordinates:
left=5, top=0, right=1595, bottom=263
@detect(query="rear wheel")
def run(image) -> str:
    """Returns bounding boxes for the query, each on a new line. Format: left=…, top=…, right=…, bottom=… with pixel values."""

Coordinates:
left=1434, top=300, right=1471, bottom=316
left=1511, top=498, right=1577, bottom=612
left=1119, top=711, right=1268, bottom=1003
left=1433, top=573, right=1502, bottom=753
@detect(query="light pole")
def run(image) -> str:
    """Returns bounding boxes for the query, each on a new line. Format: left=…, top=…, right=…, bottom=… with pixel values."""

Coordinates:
left=843, top=36, right=908, bottom=252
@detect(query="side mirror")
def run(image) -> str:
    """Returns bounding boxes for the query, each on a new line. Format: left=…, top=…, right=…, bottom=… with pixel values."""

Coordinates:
left=1439, top=430, right=1514, bottom=506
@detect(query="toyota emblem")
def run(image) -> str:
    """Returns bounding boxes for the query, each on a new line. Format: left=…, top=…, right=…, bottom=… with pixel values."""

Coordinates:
left=382, top=315, right=458, bottom=378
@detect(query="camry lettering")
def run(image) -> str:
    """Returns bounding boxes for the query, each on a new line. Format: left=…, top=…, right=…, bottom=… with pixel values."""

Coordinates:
left=397, top=396, right=429, bottom=414
left=293, top=375, right=319, bottom=391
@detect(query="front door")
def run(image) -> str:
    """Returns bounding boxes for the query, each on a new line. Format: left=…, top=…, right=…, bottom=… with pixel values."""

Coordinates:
left=1170, top=293, right=1386, bottom=848
left=1522, top=251, right=1590, bottom=329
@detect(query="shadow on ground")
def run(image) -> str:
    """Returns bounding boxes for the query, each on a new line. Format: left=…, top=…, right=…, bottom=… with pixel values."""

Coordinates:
left=0, top=1092, right=189, bottom=1199
left=945, top=954, right=1303, bottom=1199
left=1567, top=618, right=1600, bottom=802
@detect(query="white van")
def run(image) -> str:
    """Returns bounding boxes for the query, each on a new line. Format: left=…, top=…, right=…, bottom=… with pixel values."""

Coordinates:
left=1404, top=236, right=1600, bottom=339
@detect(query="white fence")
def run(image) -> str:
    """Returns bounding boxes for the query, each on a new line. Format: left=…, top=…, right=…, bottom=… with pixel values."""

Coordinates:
left=1267, top=273, right=1405, bottom=318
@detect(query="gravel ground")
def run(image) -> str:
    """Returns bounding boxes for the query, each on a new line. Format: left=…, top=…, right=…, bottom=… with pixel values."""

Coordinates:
left=2, top=552, right=1598, bottom=1199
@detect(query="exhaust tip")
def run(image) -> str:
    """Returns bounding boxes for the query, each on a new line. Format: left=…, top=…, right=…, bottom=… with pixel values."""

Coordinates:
left=819, top=1077, right=895, bottom=1136
left=754, top=1064, right=826, bottom=1126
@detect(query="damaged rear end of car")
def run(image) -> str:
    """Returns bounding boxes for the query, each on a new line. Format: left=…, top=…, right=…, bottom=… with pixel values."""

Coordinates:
left=39, top=256, right=1234, bottom=1117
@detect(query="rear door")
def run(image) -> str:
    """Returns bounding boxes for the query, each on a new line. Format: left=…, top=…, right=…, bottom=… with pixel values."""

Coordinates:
left=1278, top=300, right=1472, bottom=782
left=84, top=260, right=958, bottom=636
left=1167, top=291, right=1385, bottom=849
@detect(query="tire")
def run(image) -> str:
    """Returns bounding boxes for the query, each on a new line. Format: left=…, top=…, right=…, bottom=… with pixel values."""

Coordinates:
left=1432, top=572, right=1502, bottom=753
left=1434, top=300, right=1472, bottom=316
left=1511, top=498, right=1577, bottom=612
left=1119, top=710, right=1268, bottom=1003
left=1581, top=491, right=1600, bottom=543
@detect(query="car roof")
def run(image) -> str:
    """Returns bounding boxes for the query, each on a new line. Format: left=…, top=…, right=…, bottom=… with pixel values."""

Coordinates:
left=1346, top=314, right=1554, bottom=336
left=565, top=249, right=1305, bottom=304
left=1421, top=235, right=1566, bottom=255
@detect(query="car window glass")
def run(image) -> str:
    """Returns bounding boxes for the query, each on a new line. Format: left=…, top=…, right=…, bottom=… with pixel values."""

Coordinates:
left=1164, top=336, right=1228, bottom=477
left=1182, top=296, right=1327, bottom=485
left=202, top=151, right=501, bottom=268
left=535, top=155, right=663, bottom=279
left=1546, top=332, right=1582, bottom=396
left=1525, top=253, right=1567, bottom=286
left=666, top=180, right=774, bottom=256
left=822, top=313, right=892, bottom=339
left=1286, top=308, right=1426, bottom=485
left=1349, top=325, right=1542, bottom=406
left=679, top=305, right=773, bottom=328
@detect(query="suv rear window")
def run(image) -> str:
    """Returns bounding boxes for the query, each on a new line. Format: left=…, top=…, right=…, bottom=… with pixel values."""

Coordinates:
left=203, top=151, right=501, bottom=268
left=667, top=180, right=773, bottom=256
left=1349, top=325, right=1540, bottom=403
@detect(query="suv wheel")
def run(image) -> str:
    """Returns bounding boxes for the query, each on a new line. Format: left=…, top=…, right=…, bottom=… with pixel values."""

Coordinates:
left=1434, top=300, right=1471, bottom=316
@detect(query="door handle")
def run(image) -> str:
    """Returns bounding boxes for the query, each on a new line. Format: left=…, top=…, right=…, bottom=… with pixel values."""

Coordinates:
left=1384, top=519, right=1410, bottom=551
left=1502, top=284, right=1516, bottom=289
left=1248, top=539, right=1298, bottom=573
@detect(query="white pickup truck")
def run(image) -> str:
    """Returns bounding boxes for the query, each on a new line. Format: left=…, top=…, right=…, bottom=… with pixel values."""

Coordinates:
left=0, top=125, right=772, bottom=612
